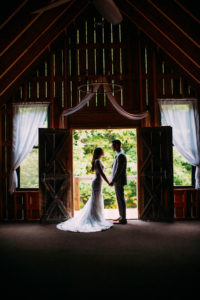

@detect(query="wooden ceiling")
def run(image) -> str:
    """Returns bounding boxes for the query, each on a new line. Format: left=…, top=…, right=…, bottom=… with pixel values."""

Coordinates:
left=0, top=0, right=200, bottom=105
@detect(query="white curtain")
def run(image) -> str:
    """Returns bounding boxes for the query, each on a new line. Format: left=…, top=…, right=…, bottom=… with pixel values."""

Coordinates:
left=159, top=99, right=200, bottom=189
left=9, top=104, right=48, bottom=194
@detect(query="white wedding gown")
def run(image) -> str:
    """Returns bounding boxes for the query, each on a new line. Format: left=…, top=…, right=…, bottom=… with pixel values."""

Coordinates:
left=56, top=159, right=113, bottom=233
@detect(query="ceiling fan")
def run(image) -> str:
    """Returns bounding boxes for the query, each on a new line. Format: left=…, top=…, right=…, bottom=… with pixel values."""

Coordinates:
left=33, top=0, right=123, bottom=25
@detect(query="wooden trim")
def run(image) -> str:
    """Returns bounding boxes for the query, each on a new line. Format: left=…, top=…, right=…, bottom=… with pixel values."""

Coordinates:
left=69, top=129, right=74, bottom=217
left=174, top=188, right=200, bottom=219
left=157, top=98, right=197, bottom=101
left=12, top=101, right=51, bottom=105
left=0, top=108, right=2, bottom=219
left=138, top=39, right=144, bottom=112
left=0, top=13, right=43, bottom=57
left=148, top=0, right=200, bottom=49
left=152, top=50, right=158, bottom=126
left=49, top=52, right=55, bottom=128
left=0, top=0, right=28, bottom=30
left=174, top=0, right=200, bottom=25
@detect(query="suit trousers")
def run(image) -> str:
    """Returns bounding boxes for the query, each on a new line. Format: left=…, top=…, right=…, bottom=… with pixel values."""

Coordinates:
left=114, top=183, right=126, bottom=220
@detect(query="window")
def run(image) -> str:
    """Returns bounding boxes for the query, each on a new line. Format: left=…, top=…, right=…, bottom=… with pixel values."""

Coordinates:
left=173, top=146, right=193, bottom=186
left=17, top=108, right=49, bottom=189
left=158, top=100, right=196, bottom=187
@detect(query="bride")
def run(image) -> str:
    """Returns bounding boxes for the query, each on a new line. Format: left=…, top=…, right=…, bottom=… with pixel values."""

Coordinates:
left=56, top=147, right=113, bottom=233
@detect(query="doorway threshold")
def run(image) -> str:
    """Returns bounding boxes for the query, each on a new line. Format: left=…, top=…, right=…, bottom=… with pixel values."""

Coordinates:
left=74, top=208, right=138, bottom=220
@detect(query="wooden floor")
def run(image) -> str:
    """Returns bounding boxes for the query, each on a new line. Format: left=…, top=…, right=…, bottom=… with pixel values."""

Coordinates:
left=74, top=208, right=138, bottom=219
left=1, top=220, right=200, bottom=297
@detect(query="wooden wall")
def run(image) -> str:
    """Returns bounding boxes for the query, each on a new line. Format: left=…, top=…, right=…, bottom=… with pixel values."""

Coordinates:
left=0, top=9, right=199, bottom=221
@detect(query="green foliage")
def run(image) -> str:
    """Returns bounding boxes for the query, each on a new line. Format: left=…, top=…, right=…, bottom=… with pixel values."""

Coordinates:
left=20, top=148, right=39, bottom=188
left=74, top=129, right=137, bottom=208
left=173, top=147, right=192, bottom=186
left=73, top=129, right=137, bottom=177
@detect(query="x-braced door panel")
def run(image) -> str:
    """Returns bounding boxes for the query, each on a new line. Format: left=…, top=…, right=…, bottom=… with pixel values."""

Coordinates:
left=137, top=126, right=174, bottom=221
left=39, top=128, right=73, bottom=223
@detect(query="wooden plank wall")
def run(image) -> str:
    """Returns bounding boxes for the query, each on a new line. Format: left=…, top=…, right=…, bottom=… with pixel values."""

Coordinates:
left=0, top=10, right=199, bottom=221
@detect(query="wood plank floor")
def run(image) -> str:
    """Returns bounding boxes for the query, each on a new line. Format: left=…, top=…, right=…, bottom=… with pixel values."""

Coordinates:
left=1, top=220, right=200, bottom=297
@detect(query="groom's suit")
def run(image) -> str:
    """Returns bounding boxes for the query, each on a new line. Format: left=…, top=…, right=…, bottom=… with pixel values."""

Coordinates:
left=112, top=150, right=127, bottom=220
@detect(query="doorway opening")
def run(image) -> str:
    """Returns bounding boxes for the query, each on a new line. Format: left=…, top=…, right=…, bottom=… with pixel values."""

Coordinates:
left=73, top=129, right=138, bottom=219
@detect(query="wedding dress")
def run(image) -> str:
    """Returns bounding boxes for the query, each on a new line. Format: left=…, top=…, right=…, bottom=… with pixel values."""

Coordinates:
left=56, top=159, right=113, bottom=233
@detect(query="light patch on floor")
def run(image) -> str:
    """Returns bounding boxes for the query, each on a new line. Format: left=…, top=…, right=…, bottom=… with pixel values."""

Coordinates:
left=74, top=208, right=138, bottom=219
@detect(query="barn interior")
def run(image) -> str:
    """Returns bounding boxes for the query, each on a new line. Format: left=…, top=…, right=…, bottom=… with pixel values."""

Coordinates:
left=0, top=0, right=200, bottom=297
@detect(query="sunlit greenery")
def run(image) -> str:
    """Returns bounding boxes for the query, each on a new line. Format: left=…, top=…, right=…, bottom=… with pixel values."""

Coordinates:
left=20, top=148, right=39, bottom=188
left=19, top=111, right=48, bottom=188
left=73, top=129, right=138, bottom=209
left=173, top=147, right=192, bottom=186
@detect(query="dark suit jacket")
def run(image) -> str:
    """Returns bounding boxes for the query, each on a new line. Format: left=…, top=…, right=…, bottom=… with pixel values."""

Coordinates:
left=112, top=152, right=127, bottom=185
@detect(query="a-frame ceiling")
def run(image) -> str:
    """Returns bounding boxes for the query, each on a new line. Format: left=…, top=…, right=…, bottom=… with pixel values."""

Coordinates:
left=0, top=0, right=200, bottom=105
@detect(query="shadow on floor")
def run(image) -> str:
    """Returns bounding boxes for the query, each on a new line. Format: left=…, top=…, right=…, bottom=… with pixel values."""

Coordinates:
left=0, top=220, right=200, bottom=297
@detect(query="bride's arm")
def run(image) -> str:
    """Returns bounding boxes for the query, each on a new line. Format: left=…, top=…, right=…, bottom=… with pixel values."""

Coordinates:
left=95, top=160, right=110, bottom=184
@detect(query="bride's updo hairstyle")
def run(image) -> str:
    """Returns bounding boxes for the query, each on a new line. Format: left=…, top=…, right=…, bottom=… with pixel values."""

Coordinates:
left=91, top=147, right=103, bottom=172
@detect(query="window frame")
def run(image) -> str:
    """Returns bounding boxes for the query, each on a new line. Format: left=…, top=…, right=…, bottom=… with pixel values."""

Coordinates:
left=158, top=106, right=195, bottom=188
left=16, top=105, right=50, bottom=191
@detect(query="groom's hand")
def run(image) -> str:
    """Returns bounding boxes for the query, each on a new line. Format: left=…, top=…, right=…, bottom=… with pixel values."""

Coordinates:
left=109, top=181, right=114, bottom=186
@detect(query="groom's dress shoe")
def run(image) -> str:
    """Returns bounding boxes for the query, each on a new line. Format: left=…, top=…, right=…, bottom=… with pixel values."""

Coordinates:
left=113, top=217, right=120, bottom=221
left=113, top=219, right=127, bottom=225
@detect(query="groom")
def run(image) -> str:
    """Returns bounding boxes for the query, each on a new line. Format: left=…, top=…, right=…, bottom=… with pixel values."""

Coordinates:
left=110, top=139, right=127, bottom=224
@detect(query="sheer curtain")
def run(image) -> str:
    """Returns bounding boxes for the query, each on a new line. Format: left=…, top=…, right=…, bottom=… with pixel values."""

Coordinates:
left=61, top=76, right=149, bottom=121
left=9, top=103, right=48, bottom=194
left=159, top=99, right=200, bottom=189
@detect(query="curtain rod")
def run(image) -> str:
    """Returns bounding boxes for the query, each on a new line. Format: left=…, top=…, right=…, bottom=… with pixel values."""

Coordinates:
left=157, top=98, right=197, bottom=101
left=12, top=101, right=51, bottom=105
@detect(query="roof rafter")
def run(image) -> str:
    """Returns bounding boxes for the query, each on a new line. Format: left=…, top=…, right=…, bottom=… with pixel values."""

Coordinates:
left=127, top=0, right=200, bottom=68
left=117, top=0, right=200, bottom=84
left=0, top=0, right=28, bottom=30
left=148, top=0, right=200, bottom=49
left=1, top=0, right=200, bottom=104
left=0, top=0, right=88, bottom=102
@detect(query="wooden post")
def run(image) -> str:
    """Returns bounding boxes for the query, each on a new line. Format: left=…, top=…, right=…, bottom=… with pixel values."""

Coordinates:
left=153, top=50, right=159, bottom=126
left=74, top=177, right=80, bottom=210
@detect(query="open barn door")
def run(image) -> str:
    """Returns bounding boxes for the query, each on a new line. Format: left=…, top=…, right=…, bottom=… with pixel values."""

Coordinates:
left=137, top=126, right=174, bottom=221
left=39, top=128, right=73, bottom=223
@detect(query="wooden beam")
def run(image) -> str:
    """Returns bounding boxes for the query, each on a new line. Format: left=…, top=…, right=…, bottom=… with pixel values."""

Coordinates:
left=116, top=0, right=200, bottom=84
left=0, top=0, right=28, bottom=30
left=127, top=0, right=200, bottom=69
left=0, top=1, right=44, bottom=55
left=175, top=0, right=200, bottom=24
left=152, top=50, right=159, bottom=126
left=138, top=39, right=144, bottom=112
left=0, top=0, right=89, bottom=101
left=0, top=13, right=42, bottom=57
left=148, top=0, right=200, bottom=49
left=0, top=2, right=75, bottom=78
left=68, top=110, right=141, bottom=129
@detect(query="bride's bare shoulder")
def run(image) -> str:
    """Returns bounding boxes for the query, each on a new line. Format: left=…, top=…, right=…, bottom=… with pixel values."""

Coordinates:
left=94, top=159, right=101, bottom=167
